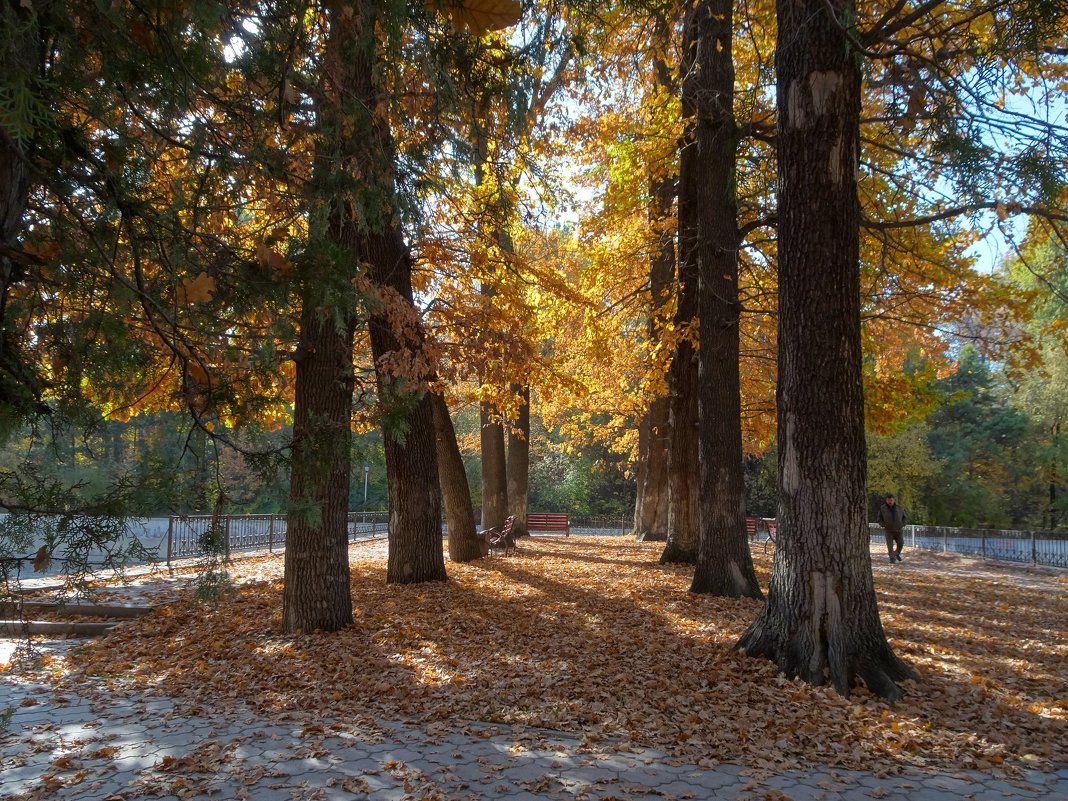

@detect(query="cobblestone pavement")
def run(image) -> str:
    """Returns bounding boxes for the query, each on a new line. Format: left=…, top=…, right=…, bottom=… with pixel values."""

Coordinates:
left=2, top=643, right=1066, bottom=801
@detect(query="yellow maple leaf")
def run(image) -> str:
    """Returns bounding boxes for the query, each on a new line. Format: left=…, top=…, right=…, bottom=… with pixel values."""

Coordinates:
left=178, top=272, right=217, bottom=304
left=436, top=0, right=521, bottom=35
left=256, top=242, right=291, bottom=278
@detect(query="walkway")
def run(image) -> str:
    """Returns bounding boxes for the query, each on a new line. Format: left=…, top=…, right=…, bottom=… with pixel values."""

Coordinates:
left=2, top=652, right=1066, bottom=801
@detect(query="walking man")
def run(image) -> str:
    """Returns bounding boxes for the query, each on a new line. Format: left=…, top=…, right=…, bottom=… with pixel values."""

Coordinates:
left=878, top=493, right=907, bottom=563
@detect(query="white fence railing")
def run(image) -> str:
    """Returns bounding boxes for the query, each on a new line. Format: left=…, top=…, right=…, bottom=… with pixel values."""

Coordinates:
left=165, top=512, right=389, bottom=566
left=868, top=523, right=1068, bottom=568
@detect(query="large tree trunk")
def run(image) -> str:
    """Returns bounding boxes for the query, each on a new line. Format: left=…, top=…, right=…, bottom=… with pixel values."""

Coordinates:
left=431, top=392, right=482, bottom=562
left=283, top=303, right=355, bottom=633
left=633, top=413, right=650, bottom=534
left=480, top=399, right=509, bottom=529
left=366, top=243, right=445, bottom=585
left=659, top=9, right=700, bottom=566
left=688, top=0, right=762, bottom=598
left=1050, top=421, right=1060, bottom=530
left=291, top=0, right=444, bottom=598
left=635, top=169, right=675, bottom=543
left=735, top=0, right=916, bottom=698
left=284, top=0, right=375, bottom=632
left=0, top=0, right=44, bottom=418
left=507, top=383, right=530, bottom=538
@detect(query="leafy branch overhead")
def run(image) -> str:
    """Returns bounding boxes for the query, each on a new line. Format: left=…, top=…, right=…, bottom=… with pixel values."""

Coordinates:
left=432, top=0, right=523, bottom=35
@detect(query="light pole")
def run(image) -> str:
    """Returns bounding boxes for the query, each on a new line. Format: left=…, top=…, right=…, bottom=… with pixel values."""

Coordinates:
left=363, top=464, right=370, bottom=508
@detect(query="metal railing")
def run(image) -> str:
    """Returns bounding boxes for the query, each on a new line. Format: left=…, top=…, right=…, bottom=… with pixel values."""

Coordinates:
left=166, top=511, right=388, bottom=566
left=160, top=512, right=1067, bottom=570
left=868, top=523, right=1068, bottom=569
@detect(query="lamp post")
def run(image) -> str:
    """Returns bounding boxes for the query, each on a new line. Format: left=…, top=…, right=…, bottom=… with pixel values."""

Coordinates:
left=363, top=464, right=370, bottom=507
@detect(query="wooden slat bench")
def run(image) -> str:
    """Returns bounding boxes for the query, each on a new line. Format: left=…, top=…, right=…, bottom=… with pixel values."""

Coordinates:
left=746, top=517, right=759, bottom=540
left=526, top=512, right=570, bottom=537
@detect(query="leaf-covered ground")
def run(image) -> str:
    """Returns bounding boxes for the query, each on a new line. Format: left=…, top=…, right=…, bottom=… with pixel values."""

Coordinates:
left=30, top=537, right=1068, bottom=775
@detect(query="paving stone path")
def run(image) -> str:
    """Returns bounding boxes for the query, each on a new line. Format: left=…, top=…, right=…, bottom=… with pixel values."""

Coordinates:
left=2, top=642, right=1066, bottom=801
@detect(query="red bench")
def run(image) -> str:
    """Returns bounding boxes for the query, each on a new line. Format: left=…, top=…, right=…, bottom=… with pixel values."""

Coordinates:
left=526, top=512, right=570, bottom=537
left=746, top=517, right=759, bottom=539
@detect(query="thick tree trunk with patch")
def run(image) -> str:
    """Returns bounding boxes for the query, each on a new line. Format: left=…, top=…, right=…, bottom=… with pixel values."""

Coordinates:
left=507, top=383, right=530, bottom=538
left=735, top=0, right=916, bottom=697
left=432, top=392, right=482, bottom=562
left=635, top=171, right=675, bottom=543
left=687, top=0, right=762, bottom=598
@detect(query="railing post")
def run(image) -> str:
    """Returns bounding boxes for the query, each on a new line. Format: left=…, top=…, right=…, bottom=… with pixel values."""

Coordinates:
left=1031, top=529, right=1037, bottom=566
left=943, top=527, right=948, bottom=553
left=268, top=515, right=274, bottom=554
left=224, top=515, right=231, bottom=561
left=166, top=516, right=173, bottom=570
left=982, top=530, right=986, bottom=558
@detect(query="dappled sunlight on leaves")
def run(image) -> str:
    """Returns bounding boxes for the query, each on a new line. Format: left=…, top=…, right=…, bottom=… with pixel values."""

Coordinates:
left=45, top=537, right=1068, bottom=774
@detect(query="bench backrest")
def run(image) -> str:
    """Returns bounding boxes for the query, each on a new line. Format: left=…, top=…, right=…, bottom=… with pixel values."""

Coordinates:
left=526, top=512, right=570, bottom=532
left=746, top=517, right=759, bottom=537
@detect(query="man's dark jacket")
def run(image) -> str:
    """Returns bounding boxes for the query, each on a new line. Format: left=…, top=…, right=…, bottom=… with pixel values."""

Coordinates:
left=878, top=502, right=907, bottom=533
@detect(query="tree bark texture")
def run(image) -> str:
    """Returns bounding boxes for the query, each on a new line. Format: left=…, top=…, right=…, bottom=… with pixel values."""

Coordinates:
left=634, top=170, right=675, bottom=543
left=1049, top=422, right=1059, bottom=530
left=687, top=0, right=762, bottom=598
left=308, top=0, right=444, bottom=593
left=660, top=7, right=701, bottom=566
left=0, top=1, right=43, bottom=418
left=283, top=303, right=355, bottom=633
left=431, top=392, right=482, bottom=562
left=735, top=0, right=916, bottom=697
left=480, top=399, right=509, bottom=529
left=634, top=412, right=650, bottom=535
left=507, top=383, right=530, bottom=538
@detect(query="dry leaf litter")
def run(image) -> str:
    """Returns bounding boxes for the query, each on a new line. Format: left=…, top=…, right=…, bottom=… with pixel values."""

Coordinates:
left=6, top=536, right=1066, bottom=778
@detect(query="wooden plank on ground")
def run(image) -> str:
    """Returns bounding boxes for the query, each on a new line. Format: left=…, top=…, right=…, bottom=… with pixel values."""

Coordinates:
left=0, top=620, right=121, bottom=636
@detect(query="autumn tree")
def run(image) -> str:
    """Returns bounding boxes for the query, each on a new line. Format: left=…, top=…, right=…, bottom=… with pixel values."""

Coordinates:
left=535, top=1, right=781, bottom=546
left=683, top=0, right=762, bottom=596
left=1007, top=234, right=1068, bottom=528
left=736, top=0, right=918, bottom=699
left=657, top=0, right=699, bottom=567
left=0, top=2, right=281, bottom=576
left=282, top=0, right=530, bottom=593
left=0, top=0, right=43, bottom=422
left=411, top=6, right=575, bottom=543
left=631, top=7, right=677, bottom=544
